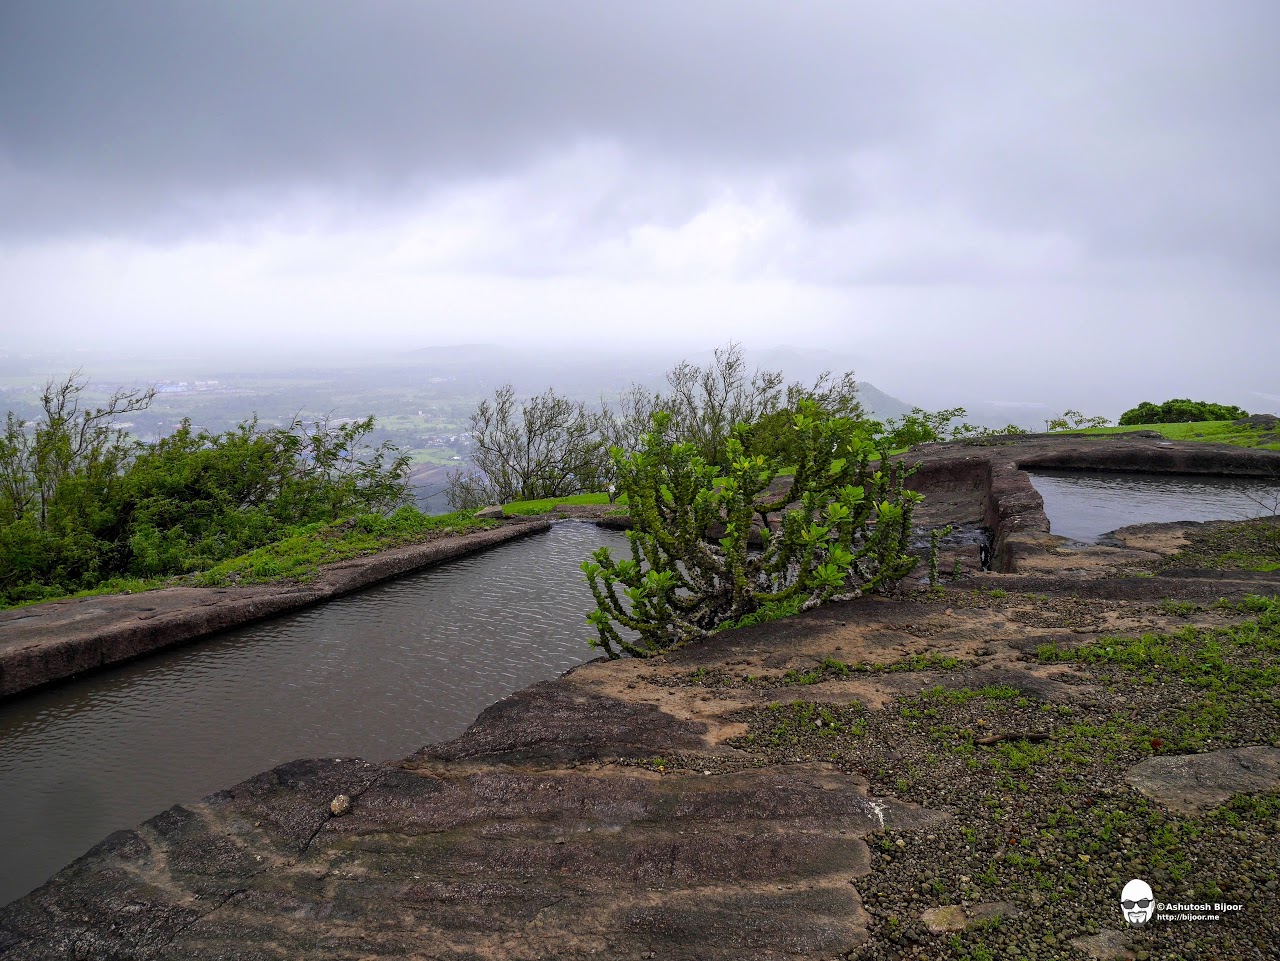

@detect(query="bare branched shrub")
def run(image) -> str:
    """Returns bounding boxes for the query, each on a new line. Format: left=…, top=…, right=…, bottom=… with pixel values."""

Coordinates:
left=446, top=385, right=607, bottom=508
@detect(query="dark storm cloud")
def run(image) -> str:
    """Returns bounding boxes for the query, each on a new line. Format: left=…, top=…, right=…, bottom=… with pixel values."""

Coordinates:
left=0, top=1, right=919, bottom=231
left=2, top=0, right=1275, bottom=266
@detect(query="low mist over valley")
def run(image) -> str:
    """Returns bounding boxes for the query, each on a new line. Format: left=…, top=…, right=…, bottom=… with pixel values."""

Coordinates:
left=0, top=343, right=912, bottom=507
left=4, top=339, right=1274, bottom=514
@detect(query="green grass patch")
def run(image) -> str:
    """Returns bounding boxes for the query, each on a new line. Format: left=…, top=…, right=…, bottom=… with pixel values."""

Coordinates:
left=1037, top=603, right=1280, bottom=696
left=782, top=654, right=856, bottom=685
left=1036, top=595, right=1280, bottom=752
left=1156, top=517, right=1280, bottom=573
left=749, top=700, right=867, bottom=748
left=194, top=507, right=493, bottom=586
left=2, top=506, right=494, bottom=609
left=1211, top=790, right=1280, bottom=829
left=0, top=575, right=173, bottom=610
left=502, top=491, right=626, bottom=515
left=1061, top=419, right=1280, bottom=450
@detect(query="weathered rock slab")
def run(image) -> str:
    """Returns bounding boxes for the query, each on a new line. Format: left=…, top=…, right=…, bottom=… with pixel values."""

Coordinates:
left=0, top=760, right=939, bottom=959
left=0, top=677, right=946, bottom=960
left=921, top=901, right=1020, bottom=934
left=1071, top=929, right=1136, bottom=960
left=1126, top=745, right=1280, bottom=814
left=414, top=680, right=712, bottom=765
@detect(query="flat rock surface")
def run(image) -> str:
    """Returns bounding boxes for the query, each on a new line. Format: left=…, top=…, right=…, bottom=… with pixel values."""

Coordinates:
left=1126, top=746, right=1280, bottom=814
left=1071, top=929, right=1136, bottom=960
left=922, top=902, right=1020, bottom=933
left=0, top=678, right=943, bottom=960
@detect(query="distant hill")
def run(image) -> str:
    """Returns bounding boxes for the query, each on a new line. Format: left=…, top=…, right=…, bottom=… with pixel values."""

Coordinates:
left=855, top=382, right=913, bottom=420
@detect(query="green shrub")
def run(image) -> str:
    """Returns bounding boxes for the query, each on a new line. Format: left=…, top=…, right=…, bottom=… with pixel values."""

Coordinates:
left=1119, top=399, right=1248, bottom=426
left=0, top=373, right=411, bottom=605
left=582, top=403, right=926, bottom=658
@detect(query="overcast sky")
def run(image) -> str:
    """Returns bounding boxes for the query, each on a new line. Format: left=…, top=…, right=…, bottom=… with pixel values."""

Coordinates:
left=1, top=1, right=1277, bottom=412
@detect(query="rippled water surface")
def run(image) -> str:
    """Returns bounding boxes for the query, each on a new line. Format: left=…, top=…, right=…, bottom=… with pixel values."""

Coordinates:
left=1028, top=470, right=1280, bottom=543
left=0, top=522, right=628, bottom=907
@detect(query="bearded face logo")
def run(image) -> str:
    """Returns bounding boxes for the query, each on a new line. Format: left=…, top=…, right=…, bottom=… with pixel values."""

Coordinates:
left=1121, top=879, right=1155, bottom=925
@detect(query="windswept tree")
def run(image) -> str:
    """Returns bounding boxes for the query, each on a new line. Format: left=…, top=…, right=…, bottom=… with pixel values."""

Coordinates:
left=0, top=371, right=155, bottom=528
left=598, top=383, right=660, bottom=457
left=449, top=343, right=874, bottom=508
left=1045, top=410, right=1110, bottom=431
left=660, top=342, right=785, bottom=469
left=445, top=385, right=607, bottom=509
left=597, top=383, right=662, bottom=501
left=744, top=370, right=865, bottom=464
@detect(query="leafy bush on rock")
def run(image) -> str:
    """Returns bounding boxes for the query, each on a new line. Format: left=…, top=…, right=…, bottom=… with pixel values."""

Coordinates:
left=582, top=403, right=924, bottom=658
left=1119, top=399, right=1248, bottom=426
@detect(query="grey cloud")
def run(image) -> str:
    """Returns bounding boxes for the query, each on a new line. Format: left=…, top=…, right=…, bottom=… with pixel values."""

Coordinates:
left=0, top=2, right=916, bottom=228
left=0, top=0, right=1277, bottom=287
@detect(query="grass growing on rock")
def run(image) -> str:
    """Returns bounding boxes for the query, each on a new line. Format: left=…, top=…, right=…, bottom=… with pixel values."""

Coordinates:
left=1155, top=517, right=1280, bottom=574
left=715, top=595, right=1280, bottom=960
left=0, top=506, right=495, bottom=608
left=0, top=574, right=179, bottom=611
left=663, top=652, right=975, bottom=690
left=193, top=507, right=495, bottom=586
left=501, top=492, right=625, bottom=515
left=1062, top=419, right=1280, bottom=450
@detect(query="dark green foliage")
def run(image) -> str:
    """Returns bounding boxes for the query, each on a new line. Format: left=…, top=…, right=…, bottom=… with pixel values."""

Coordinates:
left=1156, top=517, right=1279, bottom=574
left=0, top=374, right=156, bottom=598
left=739, top=370, right=864, bottom=465
left=0, top=373, right=410, bottom=606
left=859, top=407, right=1029, bottom=449
left=1119, top=398, right=1249, bottom=426
left=582, top=403, right=925, bottom=658
left=878, top=407, right=968, bottom=448
left=119, top=415, right=410, bottom=576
